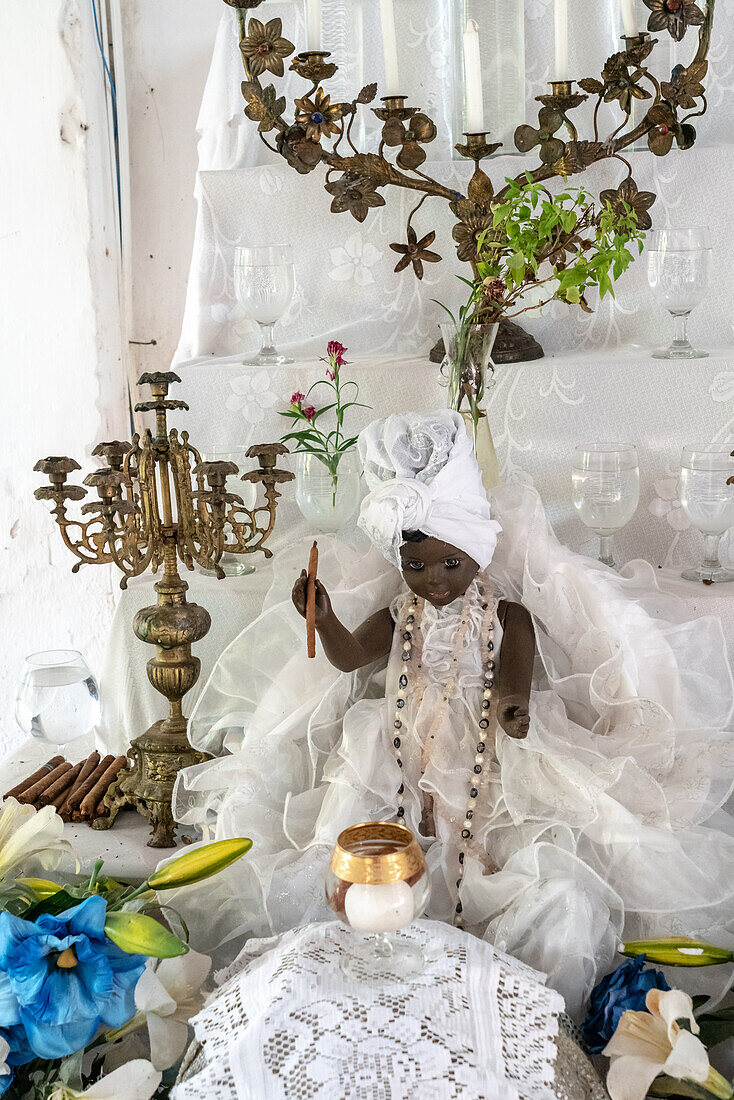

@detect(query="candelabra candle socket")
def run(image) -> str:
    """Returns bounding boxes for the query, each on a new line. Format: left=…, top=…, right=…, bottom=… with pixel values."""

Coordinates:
left=621, top=32, right=653, bottom=47
left=379, top=95, right=409, bottom=115
left=462, top=131, right=492, bottom=150
left=548, top=79, right=574, bottom=96
left=296, top=49, right=331, bottom=60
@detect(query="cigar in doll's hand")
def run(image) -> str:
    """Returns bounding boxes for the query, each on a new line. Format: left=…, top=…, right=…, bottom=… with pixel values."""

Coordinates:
left=306, top=540, right=319, bottom=659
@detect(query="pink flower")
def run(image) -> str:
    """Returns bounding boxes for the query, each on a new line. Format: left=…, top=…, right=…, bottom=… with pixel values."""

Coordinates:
left=326, top=368, right=335, bottom=381
left=303, top=405, right=316, bottom=421
left=290, top=391, right=305, bottom=407
left=327, top=340, right=347, bottom=363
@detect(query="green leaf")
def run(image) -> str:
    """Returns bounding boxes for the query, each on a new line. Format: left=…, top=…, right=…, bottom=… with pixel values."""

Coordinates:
left=23, top=888, right=82, bottom=922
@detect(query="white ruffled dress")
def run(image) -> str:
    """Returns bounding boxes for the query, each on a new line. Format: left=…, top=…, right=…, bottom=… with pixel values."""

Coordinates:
left=171, top=483, right=734, bottom=1016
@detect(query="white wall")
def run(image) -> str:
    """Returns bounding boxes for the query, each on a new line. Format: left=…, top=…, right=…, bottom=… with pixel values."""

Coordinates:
left=119, top=0, right=221, bottom=387
left=0, top=0, right=127, bottom=756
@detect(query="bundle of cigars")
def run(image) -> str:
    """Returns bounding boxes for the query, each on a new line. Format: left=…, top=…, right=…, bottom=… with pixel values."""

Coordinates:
left=4, top=752, right=128, bottom=824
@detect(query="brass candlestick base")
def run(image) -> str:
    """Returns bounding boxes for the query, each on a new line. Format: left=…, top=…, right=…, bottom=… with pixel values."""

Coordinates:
left=455, top=131, right=502, bottom=206
left=35, top=371, right=294, bottom=847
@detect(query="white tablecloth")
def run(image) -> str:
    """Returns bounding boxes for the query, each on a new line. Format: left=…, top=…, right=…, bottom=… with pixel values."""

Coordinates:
left=0, top=738, right=193, bottom=879
left=173, top=920, right=573, bottom=1100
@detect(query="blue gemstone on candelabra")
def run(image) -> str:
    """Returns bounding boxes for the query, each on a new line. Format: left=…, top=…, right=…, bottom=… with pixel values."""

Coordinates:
left=312, top=111, right=324, bottom=123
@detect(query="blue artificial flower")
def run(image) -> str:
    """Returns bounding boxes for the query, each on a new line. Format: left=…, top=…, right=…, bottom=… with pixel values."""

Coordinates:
left=0, top=1022, right=35, bottom=1096
left=0, top=895, right=146, bottom=1059
left=582, top=955, right=670, bottom=1054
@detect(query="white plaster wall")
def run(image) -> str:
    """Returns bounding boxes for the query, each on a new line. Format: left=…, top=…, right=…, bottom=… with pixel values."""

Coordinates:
left=119, top=1, right=220, bottom=387
left=0, top=1, right=127, bottom=757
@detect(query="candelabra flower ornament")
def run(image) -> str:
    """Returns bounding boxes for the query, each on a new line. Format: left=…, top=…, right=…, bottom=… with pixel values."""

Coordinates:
left=228, top=0, right=715, bottom=362
left=281, top=341, right=370, bottom=532
left=34, top=371, right=293, bottom=847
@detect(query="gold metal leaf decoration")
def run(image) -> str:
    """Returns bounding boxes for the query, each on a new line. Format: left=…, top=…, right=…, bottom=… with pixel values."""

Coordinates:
left=242, top=81, right=286, bottom=132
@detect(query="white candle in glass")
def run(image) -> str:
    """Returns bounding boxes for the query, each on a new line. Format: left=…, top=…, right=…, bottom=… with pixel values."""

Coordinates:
left=463, top=19, right=485, bottom=133
left=379, top=0, right=401, bottom=96
left=305, top=0, right=321, bottom=51
left=554, top=0, right=568, bottom=81
left=344, top=880, right=415, bottom=934
left=621, top=0, right=636, bottom=35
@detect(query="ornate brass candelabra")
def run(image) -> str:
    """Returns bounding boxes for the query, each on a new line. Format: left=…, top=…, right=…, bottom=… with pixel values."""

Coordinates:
left=228, top=0, right=714, bottom=361
left=35, top=370, right=294, bottom=847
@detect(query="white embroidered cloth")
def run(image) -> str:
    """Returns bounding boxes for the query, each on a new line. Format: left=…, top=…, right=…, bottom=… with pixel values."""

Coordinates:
left=173, top=919, right=566, bottom=1100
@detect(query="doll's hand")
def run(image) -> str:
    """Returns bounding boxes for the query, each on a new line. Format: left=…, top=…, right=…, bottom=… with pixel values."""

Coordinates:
left=292, top=569, right=333, bottom=627
left=498, top=695, right=531, bottom=739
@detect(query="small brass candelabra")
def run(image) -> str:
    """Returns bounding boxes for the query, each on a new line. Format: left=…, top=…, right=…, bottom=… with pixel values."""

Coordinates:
left=35, top=370, right=294, bottom=847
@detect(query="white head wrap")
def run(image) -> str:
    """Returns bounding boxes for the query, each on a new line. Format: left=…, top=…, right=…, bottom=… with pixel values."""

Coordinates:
left=357, top=410, right=502, bottom=570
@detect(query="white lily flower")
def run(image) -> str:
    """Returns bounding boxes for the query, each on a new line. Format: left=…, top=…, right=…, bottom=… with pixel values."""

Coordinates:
left=604, top=988, right=733, bottom=1100
left=47, top=1061, right=161, bottom=1099
left=0, top=797, right=70, bottom=881
left=135, top=948, right=211, bottom=1070
left=105, top=948, right=211, bottom=1071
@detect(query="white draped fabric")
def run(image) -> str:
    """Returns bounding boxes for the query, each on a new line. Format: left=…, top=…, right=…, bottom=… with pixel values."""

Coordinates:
left=170, top=479, right=734, bottom=1017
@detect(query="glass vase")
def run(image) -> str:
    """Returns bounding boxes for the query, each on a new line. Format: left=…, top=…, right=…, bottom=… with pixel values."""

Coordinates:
left=295, top=449, right=363, bottom=533
left=439, top=321, right=500, bottom=493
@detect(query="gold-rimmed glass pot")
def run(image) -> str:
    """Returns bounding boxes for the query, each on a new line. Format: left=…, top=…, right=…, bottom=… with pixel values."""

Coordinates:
left=325, top=821, right=430, bottom=982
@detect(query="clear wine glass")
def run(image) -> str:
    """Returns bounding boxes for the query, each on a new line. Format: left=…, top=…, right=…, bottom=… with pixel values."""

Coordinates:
left=647, top=227, right=712, bottom=359
left=679, top=445, right=734, bottom=584
left=572, top=443, right=640, bottom=567
left=234, top=245, right=295, bottom=366
left=15, top=650, right=100, bottom=746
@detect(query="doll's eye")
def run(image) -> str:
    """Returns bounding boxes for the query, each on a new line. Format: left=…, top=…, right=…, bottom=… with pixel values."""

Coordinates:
left=444, top=558, right=460, bottom=569
left=405, top=561, right=424, bottom=571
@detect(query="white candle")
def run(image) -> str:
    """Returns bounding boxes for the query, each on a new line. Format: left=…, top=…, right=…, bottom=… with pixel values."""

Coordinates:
left=620, top=0, right=636, bottom=35
left=305, top=0, right=321, bottom=51
left=344, top=880, right=414, bottom=934
left=463, top=19, right=485, bottom=133
left=554, top=0, right=568, bottom=81
left=379, top=0, right=401, bottom=97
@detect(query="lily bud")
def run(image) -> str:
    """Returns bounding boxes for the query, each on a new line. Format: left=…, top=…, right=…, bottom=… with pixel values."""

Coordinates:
left=105, top=911, right=189, bottom=958
left=18, top=877, right=62, bottom=900
left=148, top=838, right=252, bottom=891
left=620, top=937, right=734, bottom=967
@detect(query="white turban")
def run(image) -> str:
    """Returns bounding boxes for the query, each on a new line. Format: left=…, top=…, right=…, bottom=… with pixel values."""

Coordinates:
left=357, top=411, right=502, bottom=570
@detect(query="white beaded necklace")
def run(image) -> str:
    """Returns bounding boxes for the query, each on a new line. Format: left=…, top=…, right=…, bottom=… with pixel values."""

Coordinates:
left=391, top=582, right=497, bottom=927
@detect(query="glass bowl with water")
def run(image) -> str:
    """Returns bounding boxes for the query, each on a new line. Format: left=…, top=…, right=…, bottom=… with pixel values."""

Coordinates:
left=15, top=649, right=100, bottom=746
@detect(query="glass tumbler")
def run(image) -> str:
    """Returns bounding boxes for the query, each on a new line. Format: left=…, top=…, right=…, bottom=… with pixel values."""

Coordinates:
left=679, top=444, right=734, bottom=584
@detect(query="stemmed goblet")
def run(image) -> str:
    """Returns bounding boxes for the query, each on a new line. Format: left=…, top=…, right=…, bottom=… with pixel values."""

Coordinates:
left=234, top=244, right=295, bottom=366
left=325, top=821, right=431, bottom=984
left=572, top=443, right=640, bottom=568
left=679, top=445, right=734, bottom=584
left=647, top=227, right=712, bottom=359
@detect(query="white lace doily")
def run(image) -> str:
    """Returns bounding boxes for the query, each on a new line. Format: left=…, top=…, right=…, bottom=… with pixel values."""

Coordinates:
left=173, top=919, right=576, bottom=1100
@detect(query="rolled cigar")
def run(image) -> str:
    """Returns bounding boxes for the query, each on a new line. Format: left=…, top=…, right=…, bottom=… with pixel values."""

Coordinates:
left=46, top=761, right=84, bottom=810
left=58, top=752, right=100, bottom=818
left=17, top=762, right=72, bottom=806
left=4, top=756, right=64, bottom=801
left=38, top=762, right=77, bottom=807
left=306, top=540, right=318, bottom=659
left=79, top=756, right=128, bottom=820
left=68, top=755, right=115, bottom=820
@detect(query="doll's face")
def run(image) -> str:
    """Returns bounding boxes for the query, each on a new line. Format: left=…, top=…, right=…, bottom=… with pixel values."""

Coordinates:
left=399, top=535, right=479, bottom=606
